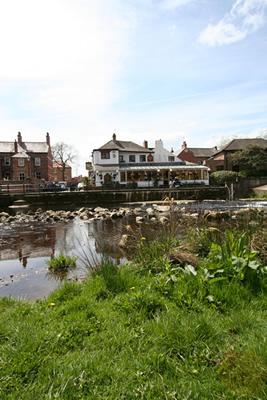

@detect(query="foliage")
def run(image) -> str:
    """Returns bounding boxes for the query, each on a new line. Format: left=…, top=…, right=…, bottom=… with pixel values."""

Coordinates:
left=231, top=146, right=267, bottom=176
left=210, top=170, right=239, bottom=185
left=48, top=253, right=77, bottom=272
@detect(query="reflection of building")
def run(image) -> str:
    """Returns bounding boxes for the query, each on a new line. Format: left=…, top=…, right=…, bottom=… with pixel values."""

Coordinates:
left=91, top=134, right=209, bottom=187
left=0, top=226, right=56, bottom=263
left=0, top=132, right=53, bottom=182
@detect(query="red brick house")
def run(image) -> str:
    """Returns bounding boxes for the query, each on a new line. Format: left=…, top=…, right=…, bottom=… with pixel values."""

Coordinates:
left=205, top=138, right=267, bottom=172
left=177, top=141, right=217, bottom=165
left=0, top=132, right=53, bottom=182
left=52, top=161, right=72, bottom=182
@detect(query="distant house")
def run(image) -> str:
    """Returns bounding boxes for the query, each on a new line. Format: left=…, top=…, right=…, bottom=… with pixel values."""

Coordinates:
left=52, top=161, right=72, bottom=182
left=177, top=141, right=217, bottom=165
left=91, top=133, right=209, bottom=187
left=205, top=138, right=267, bottom=172
left=0, top=132, right=53, bottom=182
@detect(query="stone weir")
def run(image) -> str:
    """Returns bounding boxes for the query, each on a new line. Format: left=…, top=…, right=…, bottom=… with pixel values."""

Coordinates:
left=0, top=187, right=227, bottom=209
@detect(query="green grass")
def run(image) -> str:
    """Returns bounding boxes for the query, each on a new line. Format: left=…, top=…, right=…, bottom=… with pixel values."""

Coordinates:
left=0, top=236, right=266, bottom=399
left=47, top=253, right=77, bottom=272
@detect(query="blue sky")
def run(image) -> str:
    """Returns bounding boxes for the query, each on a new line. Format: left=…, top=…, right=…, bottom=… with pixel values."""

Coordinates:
left=0, top=0, right=266, bottom=174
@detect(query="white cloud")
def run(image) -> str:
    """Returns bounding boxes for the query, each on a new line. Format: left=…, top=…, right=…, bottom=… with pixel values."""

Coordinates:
left=160, top=0, right=195, bottom=10
left=199, top=0, right=267, bottom=46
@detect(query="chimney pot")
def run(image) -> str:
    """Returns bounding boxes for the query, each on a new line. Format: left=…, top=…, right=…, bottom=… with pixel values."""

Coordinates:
left=182, top=140, right=187, bottom=149
left=17, top=131, right=22, bottom=144
left=46, top=132, right=50, bottom=146
left=112, top=133, right=116, bottom=141
left=14, top=139, right=18, bottom=153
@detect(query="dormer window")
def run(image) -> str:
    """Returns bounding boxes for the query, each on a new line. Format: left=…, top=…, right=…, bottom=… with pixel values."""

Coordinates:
left=101, top=150, right=110, bottom=159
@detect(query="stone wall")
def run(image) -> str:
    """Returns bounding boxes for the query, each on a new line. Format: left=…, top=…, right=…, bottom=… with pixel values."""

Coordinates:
left=0, top=187, right=227, bottom=210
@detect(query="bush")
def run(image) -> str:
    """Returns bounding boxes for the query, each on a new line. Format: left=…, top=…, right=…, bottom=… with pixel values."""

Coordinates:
left=48, top=254, right=77, bottom=272
left=210, top=170, right=239, bottom=186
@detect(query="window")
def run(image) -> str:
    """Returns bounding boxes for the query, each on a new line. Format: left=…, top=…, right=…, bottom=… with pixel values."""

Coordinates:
left=18, top=158, right=25, bottom=167
left=120, top=172, right=126, bottom=182
left=35, top=171, right=41, bottom=179
left=35, top=157, right=41, bottom=166
left=101, top=151, right=110, bottom=159
left=139, top=155, right=146, bottom=162
left=129, top=155, right=136, bottom=162
left=19, top=172, right=25, bottom=181
left=119, top=155, right=124, bottom=162
left=4, top=157, right=10, bottom=166
left=168, top=156, right=175, bottom=162
left=112, top=151, right=116, bottom=159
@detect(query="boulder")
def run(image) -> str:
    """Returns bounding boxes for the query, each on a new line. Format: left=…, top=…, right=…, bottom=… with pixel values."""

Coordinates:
left=159, top=216, right=168, bottom=224
left=136, top=216, right=145, bottom=224
left=119, top=234, right=130, bottom=248
left=169, top=249, right=199, bottom=267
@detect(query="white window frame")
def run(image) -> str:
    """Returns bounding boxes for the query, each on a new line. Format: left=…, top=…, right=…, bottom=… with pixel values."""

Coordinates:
left=35, top=171, right=41, bottom=179
left=129, top=155, right=136, bottom=163
left=35, top=157, right=41, bottom=166
left=18, top=158, right=25, bottom=167
left=19, top=172, right=25, bottom=181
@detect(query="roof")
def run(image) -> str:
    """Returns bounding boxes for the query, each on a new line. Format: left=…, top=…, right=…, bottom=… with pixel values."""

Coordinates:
left=178, top=147, right=217, bottom=158
left=221, top=138, right=267, bottom=151
left=120, top=165, right=209, bottom=171
left=0, top=141, right=49, bottom=154
left=0, top=142, right=15, bottom=152
left=98, top=139, right=151, bottom=153
left=12, top=145, right=30, bottom=159
left=53, top=161, right=71, bottom=168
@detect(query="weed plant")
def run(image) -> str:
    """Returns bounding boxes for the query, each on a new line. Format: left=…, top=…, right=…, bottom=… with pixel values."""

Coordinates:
left=0, top=229, right=266, bottom=399
left=47, top=253, right=77, bottom=272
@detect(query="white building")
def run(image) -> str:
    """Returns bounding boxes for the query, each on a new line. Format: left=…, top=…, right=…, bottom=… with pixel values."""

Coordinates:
left=91, top=134, right=209, bottom=187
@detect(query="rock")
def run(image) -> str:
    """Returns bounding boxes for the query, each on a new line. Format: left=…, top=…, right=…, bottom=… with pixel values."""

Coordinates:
left=94, top=207, right=108, bottom=213
left=159, top=216, right=169, bottom=224
left=146, top=207, right=155, bottom=217
left=0, top=212, right=9, bottom=218
left=110, top=212, right=122, bottom=219
left=133, top=207, right=143, bottom=215
left=169, top=249, right=199, bottom=267
left=136, top=216, right=144, bottom=224
left=78, top=207, right=86, bottom=214
left=119, top=234, right=130, bottom=248
left=155, top=205, right=170, bottom=213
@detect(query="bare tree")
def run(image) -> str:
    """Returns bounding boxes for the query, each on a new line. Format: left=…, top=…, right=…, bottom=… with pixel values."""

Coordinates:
left=52, top=142, right=77, bottom=181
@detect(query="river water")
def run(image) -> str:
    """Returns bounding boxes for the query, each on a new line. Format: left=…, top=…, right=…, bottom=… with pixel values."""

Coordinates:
left=0, top=200, right=266, bottom=300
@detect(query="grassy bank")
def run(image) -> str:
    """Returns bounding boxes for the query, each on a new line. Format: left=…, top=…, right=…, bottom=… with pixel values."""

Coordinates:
left=0, top=232, right=266, bottom=399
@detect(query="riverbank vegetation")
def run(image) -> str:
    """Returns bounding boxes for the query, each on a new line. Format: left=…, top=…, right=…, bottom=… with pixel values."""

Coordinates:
left=0, top=227, right=266, bottom=399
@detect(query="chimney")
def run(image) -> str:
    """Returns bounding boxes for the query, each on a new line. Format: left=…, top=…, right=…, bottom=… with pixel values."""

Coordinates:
left=112, top=133, right=116, bottom=141
left=143, top=140, right=148, bottom=149
left=214, top=146, right=217, bottom=151
left=182, top=140, right=187, bottom=149
left=46, top=132, right=50, bottom=146
left=17, top=131, right=22, bottom=145
left=14, top=139, right=18, bottom=153
left=171, top=147, right=174, bottom=153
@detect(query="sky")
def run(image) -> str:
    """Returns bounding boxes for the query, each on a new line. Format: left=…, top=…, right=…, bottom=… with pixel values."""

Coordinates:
left=0, top=0, right=267, bottom=175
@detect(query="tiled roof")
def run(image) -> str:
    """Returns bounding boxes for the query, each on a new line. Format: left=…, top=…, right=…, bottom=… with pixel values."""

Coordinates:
left=0, top=142, right=15, bottom=152
left=178, top=147, right=217, bottom=158
left=98, top=140, right=151, bottom=153
left=0, top=141, right=49, bottom=153
left=221, top=138, right=267, bottom=151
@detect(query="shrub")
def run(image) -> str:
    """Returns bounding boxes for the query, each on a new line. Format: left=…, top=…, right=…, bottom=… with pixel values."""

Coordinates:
left=48, top=254, right=77, bottom=272
left=210, top=170, right=239, bottom=186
